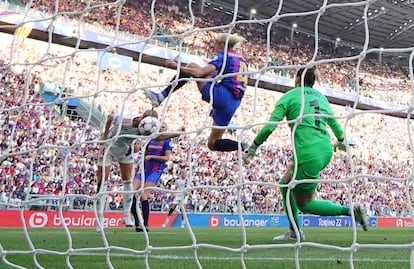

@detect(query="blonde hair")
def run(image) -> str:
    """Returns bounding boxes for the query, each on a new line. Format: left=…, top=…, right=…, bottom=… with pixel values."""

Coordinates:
left=215, top=33, right=245, bottom=49
left=143, top=109, right=158, bottom=119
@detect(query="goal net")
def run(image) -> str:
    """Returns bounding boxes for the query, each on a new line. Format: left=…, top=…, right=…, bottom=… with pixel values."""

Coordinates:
left=0, top=0, right=413, bottom=268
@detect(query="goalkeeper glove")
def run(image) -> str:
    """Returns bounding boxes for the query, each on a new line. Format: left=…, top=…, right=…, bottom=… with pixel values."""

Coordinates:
left=333, top=140, right=347, bottom=152
left=242, top=142, right=259, bottom=164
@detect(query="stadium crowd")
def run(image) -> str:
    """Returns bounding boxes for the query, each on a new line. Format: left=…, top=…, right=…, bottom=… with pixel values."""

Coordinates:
left=0, top=0, right=412, bottom=218
left=24, top=0, right=412, bottom=105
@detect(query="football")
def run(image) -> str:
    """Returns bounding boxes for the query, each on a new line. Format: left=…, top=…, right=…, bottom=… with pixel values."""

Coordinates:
left=138, top=116, right=160, bottom=135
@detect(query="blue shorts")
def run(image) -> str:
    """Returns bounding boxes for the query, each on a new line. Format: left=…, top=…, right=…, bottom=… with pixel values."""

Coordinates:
left=135, top=172, right=162, bottom=184
left=201, top=83, right=241, bottom=126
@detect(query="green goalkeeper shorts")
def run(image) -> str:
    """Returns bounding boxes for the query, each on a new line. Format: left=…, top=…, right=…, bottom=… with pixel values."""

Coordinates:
left=291, top=154, right=332, bottom=194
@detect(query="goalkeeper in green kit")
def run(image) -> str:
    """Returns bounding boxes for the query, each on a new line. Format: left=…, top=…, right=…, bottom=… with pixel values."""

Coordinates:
left=243, top=66, right=369, bottom=242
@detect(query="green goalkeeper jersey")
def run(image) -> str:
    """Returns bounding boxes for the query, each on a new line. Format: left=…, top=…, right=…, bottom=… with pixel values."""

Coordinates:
left=254, top=86, right=344, bottom=163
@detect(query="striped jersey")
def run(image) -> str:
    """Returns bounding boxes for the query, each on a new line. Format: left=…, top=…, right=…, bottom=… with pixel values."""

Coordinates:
left=144, top=138, right=173, bottom=173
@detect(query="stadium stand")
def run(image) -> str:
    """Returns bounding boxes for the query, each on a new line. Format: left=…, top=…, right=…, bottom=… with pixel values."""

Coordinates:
left=0, top=0, right=412, bottom=219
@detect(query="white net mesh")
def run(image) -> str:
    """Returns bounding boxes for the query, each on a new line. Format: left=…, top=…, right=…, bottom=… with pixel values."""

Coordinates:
left=1, top=0, right=414, bottom=268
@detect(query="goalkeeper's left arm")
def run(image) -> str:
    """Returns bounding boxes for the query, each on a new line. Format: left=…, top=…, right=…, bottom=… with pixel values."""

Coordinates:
left=333, top=139, right=347, bottom=152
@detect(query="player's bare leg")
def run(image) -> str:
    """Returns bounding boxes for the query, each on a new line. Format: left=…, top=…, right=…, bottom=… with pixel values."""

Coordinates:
left=96, top=165, right=110, bottom=232
left=119, top=162, right=134, bottom=227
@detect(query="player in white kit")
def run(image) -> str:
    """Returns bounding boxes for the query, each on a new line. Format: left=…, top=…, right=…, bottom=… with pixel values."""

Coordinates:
left=161, top=168, right=188, bottom=228
left=96, top=109, right=158, bottom=232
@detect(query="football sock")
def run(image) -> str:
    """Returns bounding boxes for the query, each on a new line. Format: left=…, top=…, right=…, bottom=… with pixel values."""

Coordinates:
left=96, top=181, right=104, bottom=220
left=96, top=196, right=104, bottom=219
left=213, top=139, right=238, bottom=151
left=122, top=181, right=133, bottom=217
left=131, top=195, right=139, bottom=226
left=97, top=180, right=102, bottom=193
left=280, top=180, right=300, bottom=231
left=141, top=200, right=150, bottom=227
left=161, top=73, right=190, bottom=98
left=164, top=215, right=171, bottom=224
left=168, top=207, right=174, bottom=215
left=298, top=200, right=350, bottom=216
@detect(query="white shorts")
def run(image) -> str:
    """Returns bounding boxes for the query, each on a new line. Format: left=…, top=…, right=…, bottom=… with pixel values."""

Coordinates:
left=172, top=195, right=187, bottom=205
left=98, top=145, right=134, bottom=166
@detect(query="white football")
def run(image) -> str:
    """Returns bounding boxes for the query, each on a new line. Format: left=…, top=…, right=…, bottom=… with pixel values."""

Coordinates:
left=138, top=116, right=160, bottom=135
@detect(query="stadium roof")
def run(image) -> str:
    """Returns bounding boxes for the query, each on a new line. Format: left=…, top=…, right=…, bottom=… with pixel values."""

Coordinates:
left=206, top=0, right=414, bottom=50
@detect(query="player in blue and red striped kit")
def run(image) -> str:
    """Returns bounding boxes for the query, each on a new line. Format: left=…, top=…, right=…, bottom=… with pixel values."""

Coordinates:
left=144, top=32, right=248, bottom=152
left=131, top=122, right=173, bottom=232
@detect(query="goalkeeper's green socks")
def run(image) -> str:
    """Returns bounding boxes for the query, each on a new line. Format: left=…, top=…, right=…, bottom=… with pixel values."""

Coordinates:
left=298, top=200, right=350, bottom=216
left=280, top=180, right=300, bottom=231
left=281, top=180, right=350, bottom=230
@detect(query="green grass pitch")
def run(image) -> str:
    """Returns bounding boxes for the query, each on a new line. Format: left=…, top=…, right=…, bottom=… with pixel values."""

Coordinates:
left=0, top=227, right=412, bottom=269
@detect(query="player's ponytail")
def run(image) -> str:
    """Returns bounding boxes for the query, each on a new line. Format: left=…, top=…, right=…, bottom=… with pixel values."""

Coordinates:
left=215, top=33, right=245, bottom=49
left=295, top=66, right=320, bottom=87
left=143, top=109, right=158, bottom=119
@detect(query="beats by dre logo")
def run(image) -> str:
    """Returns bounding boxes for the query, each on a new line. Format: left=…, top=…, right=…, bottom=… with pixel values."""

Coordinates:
left=29, top=212, right=48, bottom=227
left=209, top=215, right=221, bottom=228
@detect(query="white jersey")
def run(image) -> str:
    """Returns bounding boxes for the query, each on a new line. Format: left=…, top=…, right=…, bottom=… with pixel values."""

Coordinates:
left=114, top=114, right=140, bottom=126
left=107, top=114, right=142, bottom=151
left=176, top=178, right=186, bottom=191
left=173, top=178, right=187, bottom=203
left=98, top=114, right=143, bottom=166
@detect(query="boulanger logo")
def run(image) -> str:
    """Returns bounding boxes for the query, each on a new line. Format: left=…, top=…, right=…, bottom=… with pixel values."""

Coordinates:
left=29, top=212, right=48, bottom=227
left=209, top=215, right=221, bottom=228
left=395, top=218, right=413, bottom=227
left=302, top=218, right=310, bottom=227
